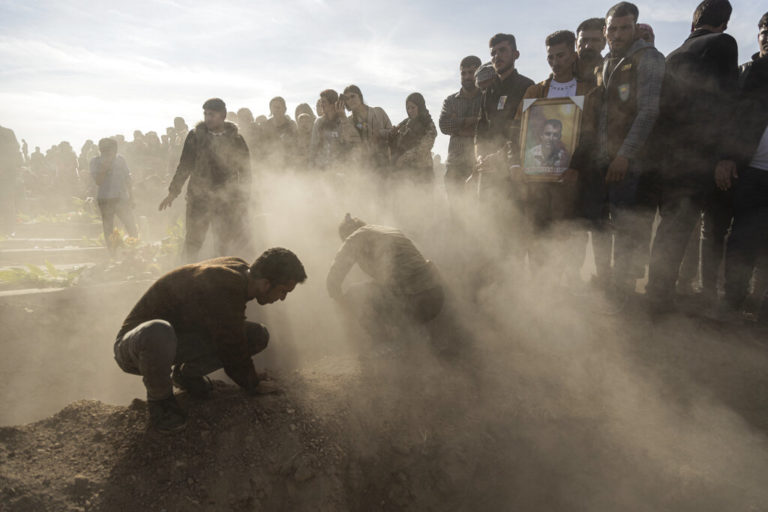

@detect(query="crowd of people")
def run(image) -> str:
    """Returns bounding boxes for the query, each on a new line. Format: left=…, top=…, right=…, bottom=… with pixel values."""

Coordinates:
left=1, top=0, right=767, bottom=329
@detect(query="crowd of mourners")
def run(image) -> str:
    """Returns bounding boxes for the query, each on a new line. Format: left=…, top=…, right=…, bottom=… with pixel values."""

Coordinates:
left=1, top=0, right=767, bottom=324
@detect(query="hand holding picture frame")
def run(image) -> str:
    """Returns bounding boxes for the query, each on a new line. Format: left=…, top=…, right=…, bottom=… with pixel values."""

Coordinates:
left=520, top=96, right=584, bottom=182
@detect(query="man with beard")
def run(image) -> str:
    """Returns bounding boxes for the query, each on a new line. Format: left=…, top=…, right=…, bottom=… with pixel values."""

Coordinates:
left=114, top=248, right=307, bottom=433
left=159, top=98, right=252, bottom=263
left=594, top=2, right=665, bottom=309
left=646, top=0, right=738, bottom=313
left=263, top=97, right=298, bottom=170
left=575, top=18, right=607, bottom=86
left=439, top=55, right=483, bottom=207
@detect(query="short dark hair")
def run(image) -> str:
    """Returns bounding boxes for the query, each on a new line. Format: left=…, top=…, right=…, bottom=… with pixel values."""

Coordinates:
left=320, top=89, right=338, bottom=105
left=202, top=98, right=226, bottom=113
left=489, top=33, right=517, bottom=51
left=269, top=96, right=286, bottom=109
left=250, top=247, right=307, bottom=285
left=98, top=137, right=117, bottom=153
left=343, top=85, right=364, bottom=104
left=460, top=55, right=482, bottom=69
left=543, top=119, right=563, bottom=133
left=546, top=30, right=576, bottom=48
left=761, top=12, right=768, bottom=29
left=606, top=2, right=639, bottom=22
left=693, top=0, right=732, bottom=28
left=577, top=17, right=606, bottom=34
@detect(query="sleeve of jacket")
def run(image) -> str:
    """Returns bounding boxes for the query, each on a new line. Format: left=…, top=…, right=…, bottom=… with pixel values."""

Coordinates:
left=326, top=235, right=360, bottom=300
left=474, top=92, right=491, bottom=158
left=309, top=120, right=320, bottom=166
left=168, top=130, right=197, bottom=197
left=438, top=95, right=458, bottom=135
left=617, top=49, right=665, bottom=159
left=235, top=134, right=252, bottom=197
left=375, top=107, right=393, bottom=140
left=509, top=84, right=542, bottom=166
left=712, top=34, right=741, bottom=161
left=569, top=86, right=603, bottom=172
left=206, top=277, right=258, bottom=389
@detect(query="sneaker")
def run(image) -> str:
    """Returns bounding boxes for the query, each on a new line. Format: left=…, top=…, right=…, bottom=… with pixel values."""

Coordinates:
left=148, top=396, right=187, bottom=433
left=172, top=365, right=213, bottom=399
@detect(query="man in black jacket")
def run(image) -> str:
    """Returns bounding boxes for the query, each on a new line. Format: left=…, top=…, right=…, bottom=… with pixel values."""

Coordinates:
left=472, top=33, right=534, bottom=258
left=738, top=12, right=768, bottom=93
left=645, top=0, right=739, bottom=311
left=159, top=98, right=253, bottom=263
left=719, top=12, right=768, bottom=318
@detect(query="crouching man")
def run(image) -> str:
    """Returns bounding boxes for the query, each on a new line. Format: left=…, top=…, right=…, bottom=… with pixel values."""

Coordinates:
left=327, top=214, right=444, bottom=348
left=114, top=248, right=307, bottom=433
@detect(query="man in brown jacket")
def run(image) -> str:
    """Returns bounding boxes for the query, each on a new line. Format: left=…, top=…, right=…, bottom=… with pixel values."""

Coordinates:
left=508, top=30, right=596, bottom=279
left=114, top=248, right=307, bottom=433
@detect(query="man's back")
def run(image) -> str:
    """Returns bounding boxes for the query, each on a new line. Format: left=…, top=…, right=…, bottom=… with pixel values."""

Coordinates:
left=327, top=225, right=439, bottom=297
left=660, top=29, right=738, bottom=149
left=119, top=257, right=249, bottom=339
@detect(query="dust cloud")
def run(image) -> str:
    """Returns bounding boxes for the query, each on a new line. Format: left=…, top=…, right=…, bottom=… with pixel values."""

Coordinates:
left=2, top=149, right=768, bottom=511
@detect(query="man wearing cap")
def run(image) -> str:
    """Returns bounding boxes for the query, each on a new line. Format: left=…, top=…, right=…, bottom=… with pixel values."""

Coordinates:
left=159, top=98, right=252, bottom=262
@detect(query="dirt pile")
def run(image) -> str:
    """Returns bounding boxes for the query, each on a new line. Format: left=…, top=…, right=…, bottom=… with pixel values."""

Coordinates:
left=0, top=374, right=353, bottom=512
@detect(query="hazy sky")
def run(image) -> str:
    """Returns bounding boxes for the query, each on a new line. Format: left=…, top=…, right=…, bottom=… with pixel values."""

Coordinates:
left=0, top=0, right=764, bottom=158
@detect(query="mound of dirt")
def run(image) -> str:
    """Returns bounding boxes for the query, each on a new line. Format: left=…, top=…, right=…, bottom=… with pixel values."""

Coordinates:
left=0, top=375, right=352, bottom=512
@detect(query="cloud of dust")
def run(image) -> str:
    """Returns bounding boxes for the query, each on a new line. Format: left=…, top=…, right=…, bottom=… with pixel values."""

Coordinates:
left=3, top=120, right=768, bottom=511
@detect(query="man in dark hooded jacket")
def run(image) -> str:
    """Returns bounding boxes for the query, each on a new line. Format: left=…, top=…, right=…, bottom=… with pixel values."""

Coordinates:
left=645, top=0, right=739, bottom=311
left=159, top=98, right=252, bottom=262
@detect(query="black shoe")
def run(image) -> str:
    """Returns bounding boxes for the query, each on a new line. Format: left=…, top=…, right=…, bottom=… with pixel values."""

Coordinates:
left=148, top=395, right=187, bottom=434
left=172, top=365, right=213, bottom=398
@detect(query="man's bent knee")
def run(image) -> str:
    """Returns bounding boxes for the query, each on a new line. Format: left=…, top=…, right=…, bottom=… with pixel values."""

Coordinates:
left=246, top=322, right=269, bottom=356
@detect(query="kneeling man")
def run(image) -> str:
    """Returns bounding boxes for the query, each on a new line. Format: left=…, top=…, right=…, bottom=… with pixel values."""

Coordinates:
left=114, top=248, right=307, bottom=433
left=327, top=214, right=444, bottom=344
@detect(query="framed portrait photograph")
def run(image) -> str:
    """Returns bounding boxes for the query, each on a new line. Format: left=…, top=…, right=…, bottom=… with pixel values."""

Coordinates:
left=519, top=96, right=584, bottom=182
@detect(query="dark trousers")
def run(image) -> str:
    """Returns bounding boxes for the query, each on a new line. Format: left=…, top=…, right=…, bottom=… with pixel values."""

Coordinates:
left=444, top=163, right=473, bottom=205
left=647, top=173, right=732, bottom=300
left=725, top=167, right=768, bottom=308
left=114, top=319, right=268, bottom=400
left=98, top=198, right=138, bottom=249
left=184, top=196, right=251, bottom=262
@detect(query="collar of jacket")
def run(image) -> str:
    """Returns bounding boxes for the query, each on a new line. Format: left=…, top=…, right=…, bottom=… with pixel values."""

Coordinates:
left=606, top=38, right=652, bottom=61
left=688, top=27, right=716, bottom=40
left=194, top=121, right=239, bottom=136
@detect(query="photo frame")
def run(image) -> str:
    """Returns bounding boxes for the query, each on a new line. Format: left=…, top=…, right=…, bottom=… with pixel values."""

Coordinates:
left=519, top=96, right=584, bottom=182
